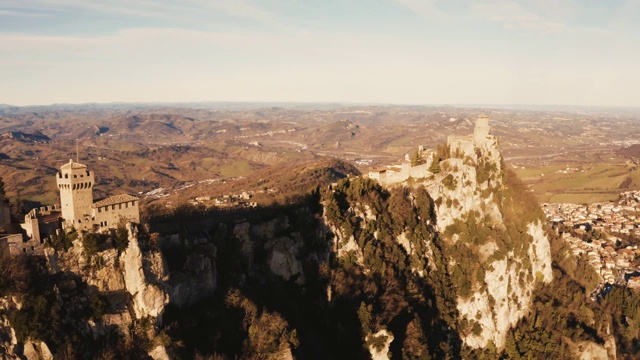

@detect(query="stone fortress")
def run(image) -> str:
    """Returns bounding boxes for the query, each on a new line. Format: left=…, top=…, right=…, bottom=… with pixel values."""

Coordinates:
left=55, top=159, right=140, bottom=231
left=1, top=160, right=140, bottom=256
left=447, top=114, right=497, bottom=158
left=368, top=114, right=496, bottom=186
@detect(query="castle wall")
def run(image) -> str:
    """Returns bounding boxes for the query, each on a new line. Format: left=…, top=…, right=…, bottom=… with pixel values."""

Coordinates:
left=448, top=135, right=475, bottom=159
left=1, top=234, right=40, bottom=256
left=21, top=209, right=40, bottom=243
left=93, top=199, right=140, bottom=230
left=369, top=162, right=435, bottom=187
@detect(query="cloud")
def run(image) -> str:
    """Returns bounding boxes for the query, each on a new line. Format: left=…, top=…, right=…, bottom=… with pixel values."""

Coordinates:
left=389, top=0, right=452, bottom=21
left=0, top=27, right=268, bottom=54
left=0, top=8, right=48, bottom=17
left=471, top=1, right=565, bottom=34
left=0, top=0, right=278, bottom=25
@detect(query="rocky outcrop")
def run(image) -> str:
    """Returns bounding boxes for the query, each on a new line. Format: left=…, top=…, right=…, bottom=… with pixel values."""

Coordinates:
left=120, top=223, right=168, bottom=320
left=567, top=336, right=617, bottom=360
left=169, top=252, right=216, bottom=307
left=21, top=340, right=53, bottom=360
left=233, top=216, right=306, bottom=282
left=366, top=329, right=394, bottom=360
left=266, top=235, right=304, bottom=282
left=149, top=344, right=171, bottom=360
left=0, top=298, right=18, bottom=358
left=422, top=134, right=553, bottom=349
left=453, top=221, right=553, bottom=349
left=331, top=124, right=554, bottom=352
left=87, top=248, right=125, bottom=292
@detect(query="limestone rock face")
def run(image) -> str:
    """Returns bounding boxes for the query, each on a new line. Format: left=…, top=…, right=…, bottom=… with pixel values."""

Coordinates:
left=149, top=345, right=171, bottom=360
left=0, top=298, right=19, bottom=358
left=169, top=252, right=217, bottom=308
left=87, top=248, right=125, bottom=292
left=428, top=139, right=552, bottom=349
left=21, top=341, right=53, bottom=360
left=54, top=239, right=87, bottom=274
left=234, top=221, right=254, bottom=270
left=454, top=220, right=553, bottom=349
left=234, top=216, right=306, bottom=282
left=567, top=336, right=617, bottom=360
left=120, top=223, right=168, bottom=320
left=266, top=236, right=303, bottom=282
left=366, top=329, right=394, bottom=360
left=427, top=147, right=503, bottom=232
left=337, top=128, right=553, bottom=352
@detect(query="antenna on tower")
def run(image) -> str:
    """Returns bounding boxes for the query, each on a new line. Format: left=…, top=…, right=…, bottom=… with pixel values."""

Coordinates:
left=76, top=139, right=79, bottom=163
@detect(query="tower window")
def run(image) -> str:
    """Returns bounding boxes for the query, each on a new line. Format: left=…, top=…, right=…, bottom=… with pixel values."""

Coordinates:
left=65, top=174, right=68, bottom=179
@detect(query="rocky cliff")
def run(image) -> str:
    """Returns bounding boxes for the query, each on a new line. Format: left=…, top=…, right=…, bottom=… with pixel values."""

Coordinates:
left=0, top=223, right=216, bottom=359
left=426, top=134, right=553, bottom=349
left=1, top=125, right=633, bottom=359
left=323, top=134, right=553, bottom=356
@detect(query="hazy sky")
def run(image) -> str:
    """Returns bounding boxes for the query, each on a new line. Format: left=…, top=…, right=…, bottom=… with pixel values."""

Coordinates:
left=1, top=0, right=639, bottom=106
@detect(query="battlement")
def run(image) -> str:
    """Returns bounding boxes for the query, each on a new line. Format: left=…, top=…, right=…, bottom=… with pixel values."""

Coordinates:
left=27, top=204, right=60, bottom=217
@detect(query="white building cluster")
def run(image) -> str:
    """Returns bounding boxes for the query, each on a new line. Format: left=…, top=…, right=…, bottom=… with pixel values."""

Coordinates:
left=542, top=191, right=640, bottom=290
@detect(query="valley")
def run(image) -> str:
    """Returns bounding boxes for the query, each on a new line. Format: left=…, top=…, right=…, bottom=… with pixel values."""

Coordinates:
left=2, top=103, right=640, bottom=359
left=2, top=104, right=640, bottom=211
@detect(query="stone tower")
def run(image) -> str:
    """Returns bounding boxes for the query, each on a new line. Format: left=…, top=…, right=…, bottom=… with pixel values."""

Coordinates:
left=56, top=159, right=95, bottom=229
left=474, top=114, right=490, bottom=144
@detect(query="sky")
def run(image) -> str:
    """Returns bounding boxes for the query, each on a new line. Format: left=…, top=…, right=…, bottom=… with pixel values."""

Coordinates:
left=1, top=0, right=639, bottom=107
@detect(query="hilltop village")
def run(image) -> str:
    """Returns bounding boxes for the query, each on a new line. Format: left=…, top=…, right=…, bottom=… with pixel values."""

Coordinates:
left=0, top=160, right=140, bottom=256
left=543, top=193, right=640, bottom=290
